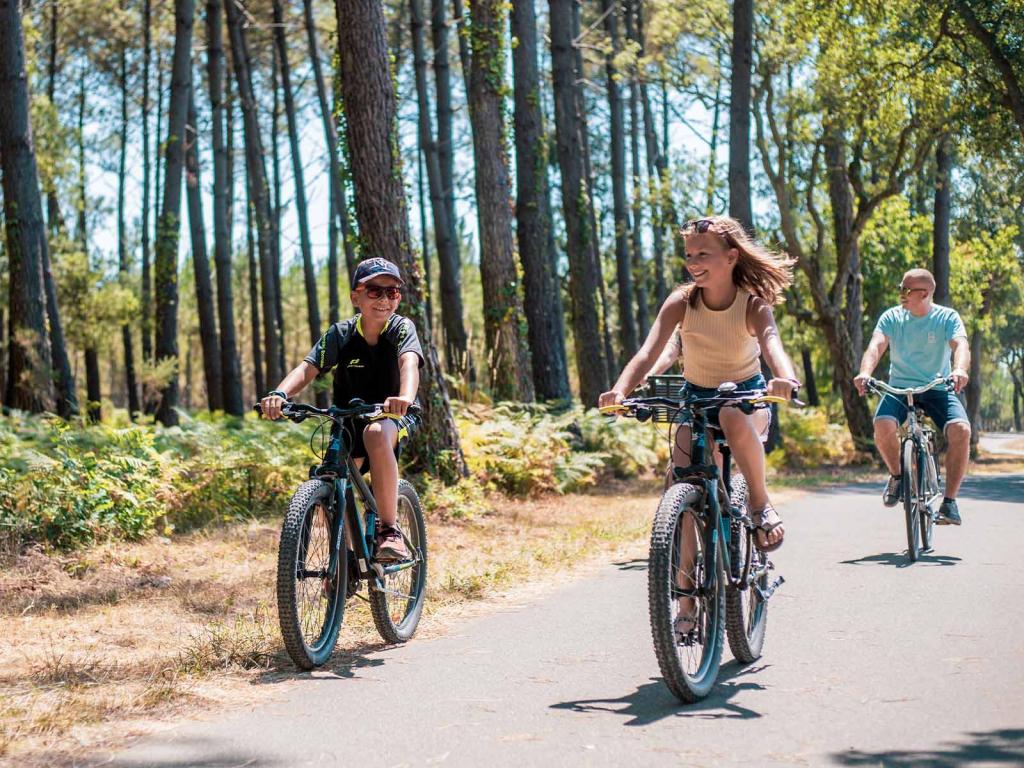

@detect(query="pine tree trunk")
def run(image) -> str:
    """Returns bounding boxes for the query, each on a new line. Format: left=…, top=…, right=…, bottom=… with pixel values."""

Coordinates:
left=335, top=0, right=467, bottom=480
left=302, top=0, right=353, bottom=314
left=0, top=0, right=58, bottom=413
left=206, top=0, right=243, bottom=415
left=269, top=46, right=286, bottom=378
left=625, top=0, right=649, bottom=339
left=272, top=0, right=321, bottom=357
left=602, top=0, right=638, bottom=365
left=141, top=0, right=153, bottom=366
left=119, top=45, right=140, bottom=417
left=185, top=92, right=224, bottom=411
left=932, top=134, right=952, bottom=305
left=85, top=348, right=102, bottom=422
left=77, top=67, right=102, bottom=422
left=511, top=0, right=570, bottom=401
left=45, top=0, right=65, bottom=235
left=465, top=0, right=534, bottom=401
left=549, top=0, right=608, bottom=407
left=153, top=0, right=196, bottom=426
left=967, top=328, right=982, bottom=456
left=728, top=0, right=753, bottom=230
left=247, top=191, right=265, bottom=399
left=415, top=147, right=434, bottom=325
left=226, top=0, right=282, bottom=388
left=410, top=0, right=454, bottom=350
left=430, top=0, right=469, bottom=373
left=800, top=347, right=819, bottom=407
left=149, top=47, right=164, bottom=373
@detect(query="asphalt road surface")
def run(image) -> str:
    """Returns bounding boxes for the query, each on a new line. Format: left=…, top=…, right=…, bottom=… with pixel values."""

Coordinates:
left=102, top=475, right=1024, bottom=768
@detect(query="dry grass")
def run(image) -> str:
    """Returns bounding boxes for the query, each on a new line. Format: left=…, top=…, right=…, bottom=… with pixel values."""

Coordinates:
left=0, top=477, right=678, bottom=766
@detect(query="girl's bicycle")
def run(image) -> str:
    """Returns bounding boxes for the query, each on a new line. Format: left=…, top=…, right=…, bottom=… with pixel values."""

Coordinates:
left=601, top=376, right=793, bottom=703
left=255, top=399, right=427, bottom=669
left=862, top=377, right=950, bottom=563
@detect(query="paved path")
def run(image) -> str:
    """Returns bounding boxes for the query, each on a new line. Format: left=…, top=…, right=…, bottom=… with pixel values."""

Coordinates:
left=102, top=476, right=1024, bottom=767
left=979, top=432, right=1024, bottom=456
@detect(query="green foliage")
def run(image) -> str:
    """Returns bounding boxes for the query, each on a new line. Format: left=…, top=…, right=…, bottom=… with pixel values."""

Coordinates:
left=767, top=407, right=857, bottom=471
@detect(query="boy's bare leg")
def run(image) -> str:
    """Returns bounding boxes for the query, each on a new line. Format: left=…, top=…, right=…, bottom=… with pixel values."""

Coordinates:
left=943, top=421, right=971, bottom=498
left=874, top=418, right=901, bottom=475
left=363, top=420, right=400, bottom=525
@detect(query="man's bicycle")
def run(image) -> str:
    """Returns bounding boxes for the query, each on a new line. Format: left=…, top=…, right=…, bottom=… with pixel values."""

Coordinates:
left=255, top=399, right=427, bottom=669
left=862, top=377, right=949, bottom=563
left=601, top=377, right=792, bottom=703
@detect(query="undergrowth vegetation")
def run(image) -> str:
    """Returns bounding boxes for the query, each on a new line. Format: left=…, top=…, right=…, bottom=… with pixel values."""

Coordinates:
left=0, top=400, right=854, bottom=551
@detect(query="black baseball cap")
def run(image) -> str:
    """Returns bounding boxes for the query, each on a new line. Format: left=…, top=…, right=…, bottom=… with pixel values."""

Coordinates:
left=353, top=257, right=404, bottom=285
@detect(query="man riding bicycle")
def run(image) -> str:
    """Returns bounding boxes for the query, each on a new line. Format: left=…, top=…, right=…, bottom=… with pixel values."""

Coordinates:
left=854, top=268, right=971, bottom=525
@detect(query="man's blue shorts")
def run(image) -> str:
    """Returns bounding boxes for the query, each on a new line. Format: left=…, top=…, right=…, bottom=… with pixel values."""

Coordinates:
left=873, top=387, right=969, bottom=432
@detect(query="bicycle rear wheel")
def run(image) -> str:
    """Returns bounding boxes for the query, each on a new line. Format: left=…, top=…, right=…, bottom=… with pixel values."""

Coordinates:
left=725, top=475, right=767, bottom=663
left=370, top=480, right=428, bottom=643
left=277, top=480, right=348, bottom=669
left=902, top=440, right=921, bottom=562
left=649, top=482, right=724, bottom=703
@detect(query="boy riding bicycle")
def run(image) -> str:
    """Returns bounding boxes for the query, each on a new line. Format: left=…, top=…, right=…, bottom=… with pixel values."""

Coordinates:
left=854, top=268, right=971, bottom=525
left=260, top=257, right=423, bottom=560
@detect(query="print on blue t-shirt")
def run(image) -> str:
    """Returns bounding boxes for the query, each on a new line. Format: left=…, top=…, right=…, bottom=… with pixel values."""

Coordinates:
left=875, top=304, right=967, bottom=387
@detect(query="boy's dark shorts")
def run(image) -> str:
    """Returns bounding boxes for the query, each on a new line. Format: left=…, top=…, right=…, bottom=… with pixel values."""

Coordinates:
left=346, top=412, right=421, bottom=465
left=873, top=388, right=969, bottom=432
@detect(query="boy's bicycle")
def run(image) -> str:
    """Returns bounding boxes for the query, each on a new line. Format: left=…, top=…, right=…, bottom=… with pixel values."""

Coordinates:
left=255, top=398, right=427, bottom=669
left=862, top=377, right=949, bottom=563
left=601, top=376, right=793, bottom=703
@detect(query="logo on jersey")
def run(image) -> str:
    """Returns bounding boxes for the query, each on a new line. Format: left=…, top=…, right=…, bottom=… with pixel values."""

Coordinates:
left=347, top=358, right=365, bottom=369
left=928, top=332, right=936, bottom=344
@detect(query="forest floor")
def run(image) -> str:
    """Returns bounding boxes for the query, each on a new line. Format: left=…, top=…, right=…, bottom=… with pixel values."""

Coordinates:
left=1, top=454, right=1021, bottom=766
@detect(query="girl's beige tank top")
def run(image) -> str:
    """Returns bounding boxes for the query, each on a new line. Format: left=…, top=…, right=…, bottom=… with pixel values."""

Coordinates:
left=679, top=288, right=762, bottom=388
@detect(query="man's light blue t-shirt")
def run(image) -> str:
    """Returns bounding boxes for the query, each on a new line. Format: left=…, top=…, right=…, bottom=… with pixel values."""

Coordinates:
left=875, top=304, right=967, bottom=387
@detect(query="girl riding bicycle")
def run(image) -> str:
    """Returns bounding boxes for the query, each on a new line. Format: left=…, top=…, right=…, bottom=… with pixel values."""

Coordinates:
left=598, top=215, right=800, bottom=553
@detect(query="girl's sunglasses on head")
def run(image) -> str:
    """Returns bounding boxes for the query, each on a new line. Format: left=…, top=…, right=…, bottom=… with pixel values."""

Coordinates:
left=683, top=218, right=714, bottom=234
left=362, top=284, right=402, bottom=300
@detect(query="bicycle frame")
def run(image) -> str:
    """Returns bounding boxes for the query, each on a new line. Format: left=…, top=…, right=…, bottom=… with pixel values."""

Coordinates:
left=672, top=406, right=781, bottom=602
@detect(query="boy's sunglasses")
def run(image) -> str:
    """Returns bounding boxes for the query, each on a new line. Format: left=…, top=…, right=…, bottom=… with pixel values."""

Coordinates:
left=359, top=284, right=402, bottom=300
left=898, top=285, right=928, bottom=296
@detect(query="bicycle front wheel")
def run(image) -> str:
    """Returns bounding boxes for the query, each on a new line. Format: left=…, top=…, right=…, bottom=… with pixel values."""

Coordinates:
left=902, top=440, right=921, bottom=562
left=370, top=480, right=428, bottom=643
left=277, top=480, right=348, bottom=669
left=725, top=475, right=768, bottom=663
left=649, top=482, right=725, bottom=703
left=919, top=447, right=936, bottom=552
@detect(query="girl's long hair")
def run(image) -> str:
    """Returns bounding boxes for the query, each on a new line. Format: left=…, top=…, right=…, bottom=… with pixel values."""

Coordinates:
left=678, top=215, right=796, bottom=307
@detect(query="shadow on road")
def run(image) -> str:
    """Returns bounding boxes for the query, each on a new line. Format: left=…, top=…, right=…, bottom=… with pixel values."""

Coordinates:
left=957, top=475, right=1024, bottom=505
left=831, top=728, right=1024, bottom=766
left=613, top=558, right=648, bottom=571
left=549, top=661, right=766, bottom=724
left=83, top=737, right=284, bottom=768
left=253, top=641, right=390, bottom=686
left=839, top=551, right=961, bottom=568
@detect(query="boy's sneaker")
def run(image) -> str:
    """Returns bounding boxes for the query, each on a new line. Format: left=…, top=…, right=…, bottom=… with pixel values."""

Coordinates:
left=937, top=499, right=962, bottom=526
left=375, top=523, right=410, bottom=561
left=883, top=475, right=902, bottom=507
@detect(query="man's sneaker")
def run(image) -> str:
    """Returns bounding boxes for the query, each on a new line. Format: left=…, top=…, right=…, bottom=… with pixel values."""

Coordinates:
left=883, top=475, right=902, bottom=507
left=375, top=523, right=411, bottom=561
left=937, top=498, right=962, bottom=526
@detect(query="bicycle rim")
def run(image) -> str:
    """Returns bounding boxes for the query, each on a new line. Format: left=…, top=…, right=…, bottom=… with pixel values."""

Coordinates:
left=902, top=440, right=921, bottom=562
left=277, top=480, right=347, bottom=669
left=919, top=448, right=935, bottom=551
left=370, top=480, right=427, bottom=643
left=649, top=483, right=724, bottom=703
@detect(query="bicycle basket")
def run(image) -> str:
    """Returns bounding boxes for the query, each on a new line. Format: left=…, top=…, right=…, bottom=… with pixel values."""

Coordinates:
left=635, top=374, right=688, bottom=423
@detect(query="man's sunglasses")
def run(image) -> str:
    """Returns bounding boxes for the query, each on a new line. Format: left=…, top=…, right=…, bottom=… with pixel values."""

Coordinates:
left=359, top=284, right=402, bottom=300
left=898, top=285, right=928, bottom=296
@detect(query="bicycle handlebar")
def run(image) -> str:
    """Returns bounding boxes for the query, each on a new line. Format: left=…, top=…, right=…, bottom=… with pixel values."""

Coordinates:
left=862, top=376, right=953, bottom=398
left=252, top=398, right=419, bottom=423
left=600, top=387, right=804, bottom=418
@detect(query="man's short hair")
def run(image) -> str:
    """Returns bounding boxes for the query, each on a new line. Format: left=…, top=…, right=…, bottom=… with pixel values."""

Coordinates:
left=903, top=268, right=936, bottom=291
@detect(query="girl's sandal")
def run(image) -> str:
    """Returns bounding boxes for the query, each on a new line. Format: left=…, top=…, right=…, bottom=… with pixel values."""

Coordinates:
left=673, top=611, right=699, bottom=645
left=752, top=504, right=785, bottom=553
